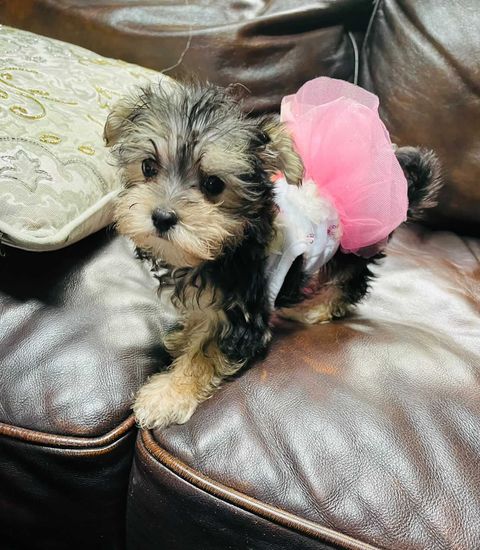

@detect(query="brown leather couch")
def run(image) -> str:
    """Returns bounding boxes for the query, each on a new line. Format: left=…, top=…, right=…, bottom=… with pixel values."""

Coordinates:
left=1, top=2, right=479, bottom=549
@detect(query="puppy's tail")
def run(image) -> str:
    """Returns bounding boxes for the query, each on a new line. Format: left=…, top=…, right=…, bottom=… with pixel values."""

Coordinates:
left=395, top=146, right=442, bottom=221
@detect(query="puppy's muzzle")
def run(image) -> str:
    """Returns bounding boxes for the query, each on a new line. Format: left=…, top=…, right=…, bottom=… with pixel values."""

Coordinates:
left=151, top=208, right=178, bottom=235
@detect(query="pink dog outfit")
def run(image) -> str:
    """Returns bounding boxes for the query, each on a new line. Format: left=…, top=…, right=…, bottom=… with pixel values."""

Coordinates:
left=266, top=77, right=408, bottom=308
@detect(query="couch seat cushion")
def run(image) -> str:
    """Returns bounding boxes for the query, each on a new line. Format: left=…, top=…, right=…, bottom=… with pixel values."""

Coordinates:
left=0, top=229, right=176, bottom=549
left=129, top=225, right=480, bottom=549
left=0, top=231, right=176, bottom=437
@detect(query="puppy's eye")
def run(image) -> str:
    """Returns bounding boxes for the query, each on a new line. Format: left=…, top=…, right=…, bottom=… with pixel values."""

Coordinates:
left=201, top=175, right=225, bottom=196
left=142, top=158, right=158, bottom=179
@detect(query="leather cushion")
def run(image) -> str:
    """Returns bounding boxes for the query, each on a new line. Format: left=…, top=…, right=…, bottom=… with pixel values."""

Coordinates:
left=0, top=0, right=373, bottom=113
left=360, top=0, right=480, bottom=234
left=132, top=225, right=480, bottom=549
left=127, top=431, right=366, bottom=550
left=0, top=230, right=172, bottom=549
left=0, top=231, right=175, bottom=437
left=0, top=420, right=135, bottom=550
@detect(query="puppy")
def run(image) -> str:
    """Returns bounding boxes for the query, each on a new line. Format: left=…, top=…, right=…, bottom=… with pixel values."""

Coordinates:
left=104, top=79, right=441, bottom=429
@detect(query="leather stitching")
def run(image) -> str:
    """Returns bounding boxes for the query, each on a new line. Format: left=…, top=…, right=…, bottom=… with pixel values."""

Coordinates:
left=0, top=415, right=136, bottom=449
left=140, top=429, right=381, bottom=550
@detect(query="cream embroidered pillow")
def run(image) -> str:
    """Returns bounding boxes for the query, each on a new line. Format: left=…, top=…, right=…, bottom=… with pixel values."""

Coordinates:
left=0, top=25, right=168, bottom=251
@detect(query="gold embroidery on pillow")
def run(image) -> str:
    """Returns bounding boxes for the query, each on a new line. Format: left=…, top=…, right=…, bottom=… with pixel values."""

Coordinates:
left=94, top=85, right=122, bottom=110
left=73, top=54, right=127, bottom=68
left=28, top=89, right=50, bottom=97
left=39, top=133, right=62, bottom=145
left=0, top=67, right=77, bottom=106
left=78, top=145, right=95, bottom=155
left=9, top=103, right=45, bottom=120
left=86, top=114, right=104, bottom=126
left=94, top=85, right=113, bottom=99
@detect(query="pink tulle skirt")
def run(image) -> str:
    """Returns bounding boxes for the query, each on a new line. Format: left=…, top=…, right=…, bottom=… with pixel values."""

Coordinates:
left=281, top=77, right=408, bottom=253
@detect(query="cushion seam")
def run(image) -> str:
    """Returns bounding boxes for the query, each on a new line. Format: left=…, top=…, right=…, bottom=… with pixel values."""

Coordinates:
left=0, top=189, right=119, bottom=250
left=0, top=414, right=136, bottom=449
left=140, top=430, right=382, bottom=550
left=360, top=0, right=382, bottom=58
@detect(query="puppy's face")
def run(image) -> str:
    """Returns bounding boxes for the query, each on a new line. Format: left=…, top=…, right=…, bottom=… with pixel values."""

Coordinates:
left=105, top=80, right=303, bottom=268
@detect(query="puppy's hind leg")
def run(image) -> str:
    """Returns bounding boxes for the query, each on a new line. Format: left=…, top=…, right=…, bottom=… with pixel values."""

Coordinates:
left=279, top=250, right=383, bottom=324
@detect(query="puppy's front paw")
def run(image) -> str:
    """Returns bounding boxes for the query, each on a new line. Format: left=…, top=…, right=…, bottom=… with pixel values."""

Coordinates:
left=133, top=372, right=198, bottom=429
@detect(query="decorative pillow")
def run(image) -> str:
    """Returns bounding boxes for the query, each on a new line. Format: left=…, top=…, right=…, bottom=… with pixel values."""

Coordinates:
left=0, top=25, right=167, bottom=251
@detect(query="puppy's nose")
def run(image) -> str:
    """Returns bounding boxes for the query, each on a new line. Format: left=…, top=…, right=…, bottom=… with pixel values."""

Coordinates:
left=151, top=209, right=178, bottom=233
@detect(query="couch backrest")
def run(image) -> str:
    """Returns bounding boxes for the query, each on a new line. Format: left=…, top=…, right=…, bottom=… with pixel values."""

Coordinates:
left=360, top=0, right=480, bottom=235
left=2, top=0, right=478, bottom=234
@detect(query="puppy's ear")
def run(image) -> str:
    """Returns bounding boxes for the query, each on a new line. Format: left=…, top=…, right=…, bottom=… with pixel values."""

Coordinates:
left=104, top=79, right=179, bottom=147
left=256, top=115, right=304, bottom=186
left=103, top=95, right=138, bottom=147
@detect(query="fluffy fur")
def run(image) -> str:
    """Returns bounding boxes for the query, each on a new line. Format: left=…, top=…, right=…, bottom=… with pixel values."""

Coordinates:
left=105, top=79, right=441, bottom=429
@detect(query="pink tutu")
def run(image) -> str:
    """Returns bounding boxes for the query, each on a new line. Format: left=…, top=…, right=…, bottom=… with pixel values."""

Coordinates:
left=281, top=77, right=408, bottom=253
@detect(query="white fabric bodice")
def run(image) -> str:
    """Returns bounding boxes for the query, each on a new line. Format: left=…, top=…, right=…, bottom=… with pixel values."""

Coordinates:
left=266, top=177, right=341, bottom=308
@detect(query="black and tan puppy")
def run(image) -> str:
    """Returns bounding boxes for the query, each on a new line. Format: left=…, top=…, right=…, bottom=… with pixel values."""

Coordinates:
left=104, top=79, right=441, bottom=429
